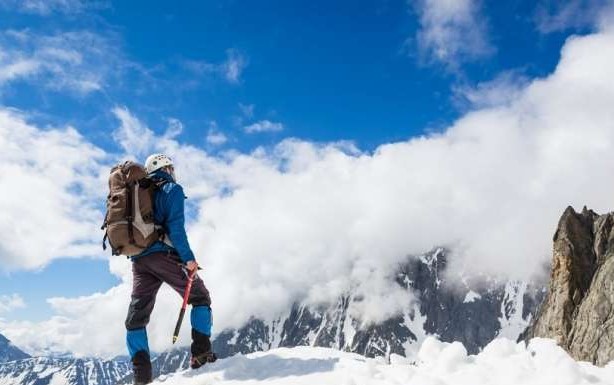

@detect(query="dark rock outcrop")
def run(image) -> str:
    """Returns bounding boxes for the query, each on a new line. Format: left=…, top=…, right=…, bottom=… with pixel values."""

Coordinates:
left=525, top=206, right=614, bottom=366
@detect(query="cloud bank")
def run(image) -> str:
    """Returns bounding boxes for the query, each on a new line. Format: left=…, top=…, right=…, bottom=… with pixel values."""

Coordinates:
left=2, top=25, right=614, bottom=357
left=0, top=108, right=108, bottom=270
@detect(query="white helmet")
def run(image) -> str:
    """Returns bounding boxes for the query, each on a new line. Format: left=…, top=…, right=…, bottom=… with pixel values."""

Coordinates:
left=145, top=153, right=173, bottom=174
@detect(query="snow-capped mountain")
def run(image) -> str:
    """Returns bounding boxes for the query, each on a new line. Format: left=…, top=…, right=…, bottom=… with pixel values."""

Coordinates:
left=0, top=347, right=194, bottom=385
left=0, top=346, right=197, bottom=385
left=213, top=248, right=544, bottom=359
left=0, top=334, right=30, bottom=364
left=0, top=249, right=545, bottom=385
left=0, top=356, right=130, bottom=385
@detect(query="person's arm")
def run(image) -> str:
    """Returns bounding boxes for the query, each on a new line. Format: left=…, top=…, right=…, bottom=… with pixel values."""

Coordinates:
left=164, top=184, right=196, bottom=263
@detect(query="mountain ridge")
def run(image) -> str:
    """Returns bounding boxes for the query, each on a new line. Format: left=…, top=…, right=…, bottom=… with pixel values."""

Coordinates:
left=0, top=248, right=545, bottom=385
left=0, top=333, right=30, bottom=363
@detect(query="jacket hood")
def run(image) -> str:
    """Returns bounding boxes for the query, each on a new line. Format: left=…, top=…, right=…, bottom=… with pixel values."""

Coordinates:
left=149, top=169, right=175, bottom=183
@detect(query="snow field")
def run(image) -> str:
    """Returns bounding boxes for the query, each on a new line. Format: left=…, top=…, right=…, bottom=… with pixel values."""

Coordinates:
left=155, top=337, right=614, bottom=385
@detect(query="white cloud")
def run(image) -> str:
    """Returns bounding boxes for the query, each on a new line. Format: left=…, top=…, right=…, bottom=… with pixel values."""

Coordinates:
left=3, top=24, right=614, bottom=358
left=453, top=71, right=530, bottom=109
left=196, top=25, right=614, bottom=330
left=239, top=103, right=255, bottom=119
left=412, top=0, right=493, bottom=68
left=232, top=103, right=255, bottom=128
left=182, top=49, right=247, bottom=85
left=0, top=108, right=109, bottom=271
left=112, top=106, right=157, bottom=157
left=0, top=0, right=88, bottom=16
left=534, top=0, right=613, bottom=33
left=181, top=59, right=217, bottom=76
left=0, top=56, right=40, bottom=84
left=164, top=118, right=184, bottom=139
left=244, top=120, right=284, bottom=134
left=206, top=121, right=228, bottom=146
left=222, top=49, right=247, bottom=84
left=0, top=29, right=123, bottom=94
left=0, top=294, right=25, bottom=314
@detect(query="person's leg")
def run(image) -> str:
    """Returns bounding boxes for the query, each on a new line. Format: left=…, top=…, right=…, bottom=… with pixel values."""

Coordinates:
left=185, top=273, right=212, bottom=339
left=187, top=282, right=215, bottom=368
left=125, top=259, right=163, bottom=384
left=148, top=252, right=215, bottom=368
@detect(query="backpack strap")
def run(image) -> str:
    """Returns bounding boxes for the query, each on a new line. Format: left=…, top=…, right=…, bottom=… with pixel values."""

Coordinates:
left=125, top=181, right=135, bottom=246
left=101, top=209, right=107, bottom=249
left=148, top=177, right=172, bottom=246
left=101, top=214, right=108, bottom=230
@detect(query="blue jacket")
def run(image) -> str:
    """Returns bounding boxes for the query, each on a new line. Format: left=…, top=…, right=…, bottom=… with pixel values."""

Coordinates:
left=132, top=170, right=195, bottom=263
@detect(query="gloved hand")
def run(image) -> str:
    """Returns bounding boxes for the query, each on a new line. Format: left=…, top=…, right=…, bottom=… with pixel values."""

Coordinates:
left=186, top=260, right=199, bottom=273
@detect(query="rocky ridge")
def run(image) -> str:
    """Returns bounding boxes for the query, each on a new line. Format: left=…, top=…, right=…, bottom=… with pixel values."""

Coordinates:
left=525, top=206, right=614, bottom=366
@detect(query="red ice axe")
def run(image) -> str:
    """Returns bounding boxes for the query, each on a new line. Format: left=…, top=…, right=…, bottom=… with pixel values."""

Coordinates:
left=172, top=268, right=197, bottom=344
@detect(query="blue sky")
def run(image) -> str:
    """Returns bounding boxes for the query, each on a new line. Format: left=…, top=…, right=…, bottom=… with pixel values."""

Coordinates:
left=0, top=0, right=581, bottom=154
left=0, top=0, right=609, bottom=336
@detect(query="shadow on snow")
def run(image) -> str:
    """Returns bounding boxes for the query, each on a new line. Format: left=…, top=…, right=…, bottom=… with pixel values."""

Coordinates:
left=184, top=353, right=340, bottom=381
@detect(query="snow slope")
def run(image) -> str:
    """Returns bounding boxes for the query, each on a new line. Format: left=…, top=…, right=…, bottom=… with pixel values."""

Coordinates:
left=155, top=337, right=614, bottom=385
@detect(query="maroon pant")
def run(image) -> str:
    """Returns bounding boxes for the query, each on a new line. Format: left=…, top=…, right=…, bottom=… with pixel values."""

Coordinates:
left=125, top=251, right=211, bottom=330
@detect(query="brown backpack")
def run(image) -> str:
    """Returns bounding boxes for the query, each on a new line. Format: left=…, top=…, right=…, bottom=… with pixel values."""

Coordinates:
left=101, top=161, right=163, bottom=256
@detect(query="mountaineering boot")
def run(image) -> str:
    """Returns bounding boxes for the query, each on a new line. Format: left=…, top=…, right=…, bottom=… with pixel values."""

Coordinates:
left=191, top=351, right=217, bottom=369
left=190, top=328, right=217, bottom=369
left=132, top=350, right=153, bottom=384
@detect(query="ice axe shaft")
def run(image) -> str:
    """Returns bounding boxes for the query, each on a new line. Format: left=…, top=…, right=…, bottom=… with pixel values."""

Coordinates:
left=172, top=268, right=196, bottom=344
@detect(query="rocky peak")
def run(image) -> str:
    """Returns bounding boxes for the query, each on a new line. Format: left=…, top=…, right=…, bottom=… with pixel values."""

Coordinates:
left=525, top=206, right=614, bottom=366
left=0, top=333, right=30, bottom=363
